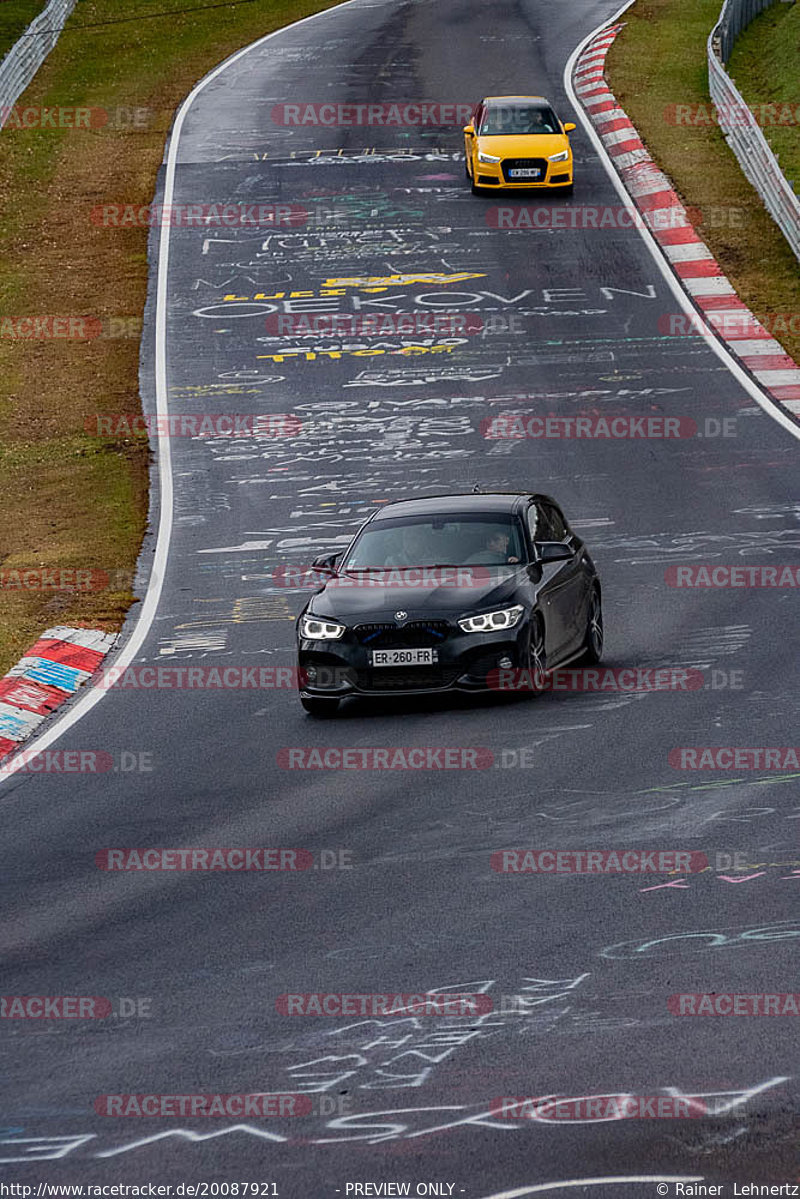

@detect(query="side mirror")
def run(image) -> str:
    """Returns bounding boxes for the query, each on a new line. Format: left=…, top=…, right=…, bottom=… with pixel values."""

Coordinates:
left=463, top=124, right=475, bottom=135
left=311, top=551, right=342, bottom=572
left=536, top=541, right=574, bottom=563
left=563, top=122, right=576, bottom=133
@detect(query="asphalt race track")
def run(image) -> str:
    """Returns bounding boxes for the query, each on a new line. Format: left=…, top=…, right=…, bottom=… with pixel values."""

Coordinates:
left=1, top=0, right=799, bottom=1193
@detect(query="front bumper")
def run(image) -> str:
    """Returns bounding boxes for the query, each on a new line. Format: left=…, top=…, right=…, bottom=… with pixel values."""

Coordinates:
left=475, top=161, right=572, bottom=188
left=297, top=623, right=530, bottom=697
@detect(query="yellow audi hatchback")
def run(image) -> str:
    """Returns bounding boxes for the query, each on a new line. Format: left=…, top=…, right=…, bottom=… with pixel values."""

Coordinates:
left=464, top=95, right=576, bottom=194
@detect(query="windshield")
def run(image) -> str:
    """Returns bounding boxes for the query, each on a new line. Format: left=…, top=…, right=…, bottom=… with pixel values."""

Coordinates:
left=343, top=514, right=526, bottom=568
left=479, top=104, right=560, bottom=136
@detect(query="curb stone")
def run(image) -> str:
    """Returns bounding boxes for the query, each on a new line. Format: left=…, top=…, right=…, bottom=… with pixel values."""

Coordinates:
left=574, top=23, right=800, bottom=425
left=0, top=626, right=117, bottom=763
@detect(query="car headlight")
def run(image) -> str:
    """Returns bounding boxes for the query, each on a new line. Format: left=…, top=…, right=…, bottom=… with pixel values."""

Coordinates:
left=458, top=605, right=524, bottom=633
left=299, top=614, right=346, bottom=641
left=549, top=149, right=570, bottom=162
left=478, top=151, right=501, bottom=164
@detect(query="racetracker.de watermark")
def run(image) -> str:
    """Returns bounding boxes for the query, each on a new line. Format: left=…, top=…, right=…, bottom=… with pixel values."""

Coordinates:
left=666, top=565, right=800, bottom=587
left=0, top=316, right=145, bottom=340
left=271, top=102, right=473, bottom=126
left=486, top=206, right=687, bottom=230
left=0, top=568, right=128, bottom=591
left=95, top=1094, right=309, bottom=1117
left=0, top=105, right=170, bottom=131
left=276, top=993, right=492, bottom=1015
left=264, top=313, right=484, bottom=337
left=1, top=996, right=111, bottom=1018
left=659, top=312, right=800, bottom=337
left=490, top=1096, right=707, bottom=1120
left=274, top=566, right=491, bottom=589
left=95, top=666, right=311, bottom=690
left=0, top=315, right=103, bottom=339
left=669, top=993, right=800, bottom=1015
left=1, top=105, right=109, bottom=129
left=685, top=205, right=747, bottom=228
left=491, top=850, right=709, bottom=873
left=277, top=747, right=494, bottom=769
left=664, top=102, right=800, bottom=127
left=95, top=848, right=321, bottom=871
left=84, top=414, right=301, bottom=437
left=90, top=203, right=308, bottom=228
left=669, top=747, right=800, bottom=770
left=486, top=667, right=704, bottom=692
left=481, top=414, right=697, bottom=439
left=0, top=751, right=152, bottom=776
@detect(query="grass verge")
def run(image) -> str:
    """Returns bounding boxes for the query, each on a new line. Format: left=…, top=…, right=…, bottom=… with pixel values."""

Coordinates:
left=0, top=1, right=48, bottom=62
left=605, top=0, right=800, bottom=365
left=0, top=0, right=345, bottom=675
left=728, top=0, right=800, bottom=196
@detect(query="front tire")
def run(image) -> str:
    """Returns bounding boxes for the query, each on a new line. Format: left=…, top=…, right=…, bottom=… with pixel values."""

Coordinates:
left=525, top=616, right=549, bottom=694
left=301, top=696, right=340, bottom=718
left=578, top=587, right=603, bottom=664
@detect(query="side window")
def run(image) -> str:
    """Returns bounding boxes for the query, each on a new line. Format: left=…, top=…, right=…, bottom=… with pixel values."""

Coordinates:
left=526, top=504, right=540, bottom=545
left=473, top=103, right=484, bottom=130
left=557, top=504, right=575, bottom=541
left=542, top=502, right=568, bottom=542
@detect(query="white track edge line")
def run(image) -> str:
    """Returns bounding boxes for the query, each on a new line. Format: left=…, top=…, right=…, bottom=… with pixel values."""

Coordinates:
left=0, top=0, right=364, bottom=787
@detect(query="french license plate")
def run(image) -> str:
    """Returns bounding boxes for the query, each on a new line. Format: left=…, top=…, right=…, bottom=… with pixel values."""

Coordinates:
left=510, top=168, right=540, bottom=178
left=371, top=648, right=437, bottom=667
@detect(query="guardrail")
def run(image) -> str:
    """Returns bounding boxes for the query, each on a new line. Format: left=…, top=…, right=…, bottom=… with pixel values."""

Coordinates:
left=712, top=0, right=775, bottom=62
left=708, top=0, right=800, bottom=263
left=0, top=0, right=78, bottom=131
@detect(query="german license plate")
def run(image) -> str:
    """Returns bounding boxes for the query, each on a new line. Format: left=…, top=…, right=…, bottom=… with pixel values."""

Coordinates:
left=510, top=168, right=540, bottom=178
left=371, top=648, right=436, bottom=667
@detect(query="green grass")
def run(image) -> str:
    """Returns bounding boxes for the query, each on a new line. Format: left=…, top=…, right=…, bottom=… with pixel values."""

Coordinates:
left=0, top=1, right=47, bottom=62
left=605, top=0, right=800, bottom=366
left=0, top=0, right=345, bottom=674
left=728, top=0, right=800, bottom=196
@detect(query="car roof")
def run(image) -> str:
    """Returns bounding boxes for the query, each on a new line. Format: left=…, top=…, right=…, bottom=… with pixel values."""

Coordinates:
left=369, top=493, right=558, bottom=520
left=482, top=95, right=550, bottom=104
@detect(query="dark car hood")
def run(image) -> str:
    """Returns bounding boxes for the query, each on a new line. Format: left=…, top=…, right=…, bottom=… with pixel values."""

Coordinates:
left=307, top=567, right=527, bottom=621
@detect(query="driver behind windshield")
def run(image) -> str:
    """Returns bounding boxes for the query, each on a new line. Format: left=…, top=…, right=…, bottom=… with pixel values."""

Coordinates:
left=343, top=519, right=523, bottom=569
left=383, top=524, right=435, bottom=567
left=463, top=527, right=521, bottom=565
left=481, top=105, right=557, bottom=135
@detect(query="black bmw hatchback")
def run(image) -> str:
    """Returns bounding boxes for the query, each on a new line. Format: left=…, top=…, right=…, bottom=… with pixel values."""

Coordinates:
left=295, top=492, right=602, bottom=716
